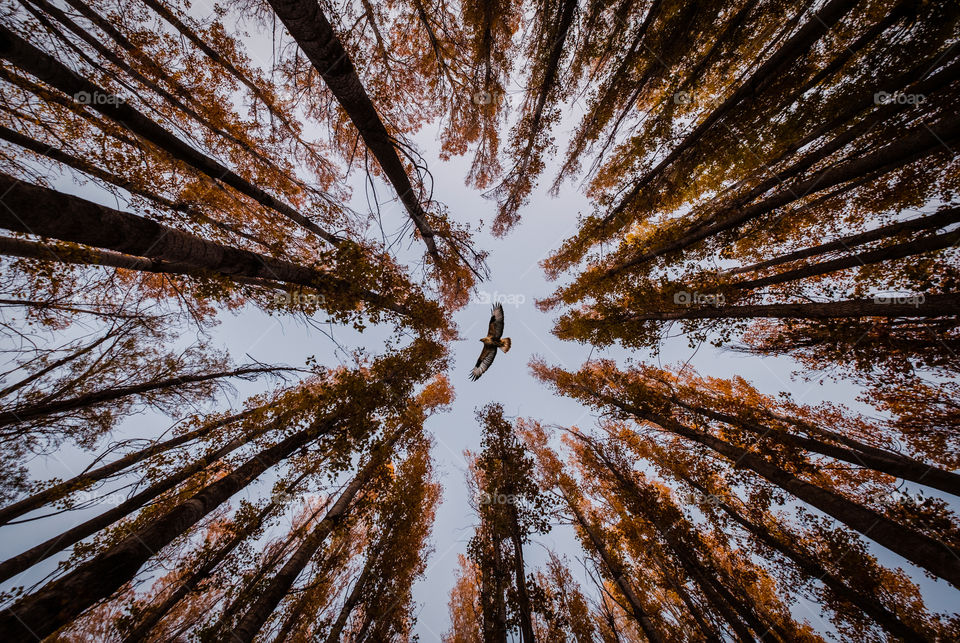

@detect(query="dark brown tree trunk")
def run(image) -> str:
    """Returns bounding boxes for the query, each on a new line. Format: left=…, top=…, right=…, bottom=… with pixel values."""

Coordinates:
left=599, top=394, right=960, bottom=587
left=563, top=491, right=665, bottom=643
left=0, top=126, right=269, bottom=248
left=508, top=516, right=537, bottom=643
left=726, top=207, right=960, bottom=276
left=0, top=365, right=286, bottom=428
left=618, top=293, right=960, bottom=322
left=609, top=112, right=960, bottom=273
left=603, top=0, right=859, bottom=226
left=0, top=236, right=281, bottom=292
left=0, top=418, right=279, bottom=582
left=264, top=0, right=441, bottom=261
left=0, top=175, right=409, bottom=318
left=322, top=547, right=378, bottom=643
left=582, top=441, right=772, bottom=642
left=0, top=409, right=256, bottom=525
left=480, top=528, right=508, bottom=642
left=228, top=431, right=401, bottom=642
left=670, top=398, right=960, bottom=497
left=0, top=417, right=341, bottom=639
left=119, top=471, right=310, bottom=643
left=0, top=25, right=341, bottom=245
left=678, top=474, right=928, bottom=641
left=731, top=230, right=960, bottom=290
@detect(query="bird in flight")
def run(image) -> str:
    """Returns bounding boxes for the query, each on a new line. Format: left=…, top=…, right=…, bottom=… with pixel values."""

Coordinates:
left=470, top=303, right=511, bottom=381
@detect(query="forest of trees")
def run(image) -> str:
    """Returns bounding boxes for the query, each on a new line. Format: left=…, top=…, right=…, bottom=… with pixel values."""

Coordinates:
left=0, top=0, right=956, bottom=640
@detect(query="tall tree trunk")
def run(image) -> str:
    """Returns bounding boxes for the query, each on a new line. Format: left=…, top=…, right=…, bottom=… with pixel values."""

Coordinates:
left=608, top=112, right=960, bottom=274
left=0, top=365, right=286, bottom=428
left=119, top=471, right=311, bottom=642
left=0, top=126, right=269, bottom=248
left=480, top=528, right=508, bottom=642
left=731, top=230, right=960, bottom=290
left=616, top=294, right=960, bottom=322
left=595, top=393, right=960, bottom=587
left=725, top=207, right=960, bottom=276
left=508, top=515, right=537, bottom=643
left=0, top=417, right=280, bottom=582
left=227, top=431, right=402, bottom=642
left=562, top=490, right=665, bottom=643
left=0, top=25, right=341, bottom=245
left=603, top=0, right=859, bottom=227
left=0, top=416, right=342, bottom=639
left=322, top=546, right=378, bottom=643
left=0, top=409, right=256, bottom=525
left=669, top=397, right=960, bottom=497
left=678, top=473, right=928, bottom=641
left=264, top=0, right=441, bottom=261
left=0, top=175, right=410, bottom=318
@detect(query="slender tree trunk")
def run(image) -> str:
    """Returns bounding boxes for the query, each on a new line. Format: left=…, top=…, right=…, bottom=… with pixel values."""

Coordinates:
left=0, top=175, right=409, bottom=318
left=617, top=293, right=960, bottom=322
left=0, top=417, right=280, bottom=582
left=0, top=409, right=256, bottom=525
left=0, top=126, right=269, bottom=248
left=0, top=416, right=341, bottom=639
left=264, top=0, right=441, bottom=261
left=597, top=393, right=960, bottom=587
left=669, top=397, right=960, bottom=497
left=585, top=441, right=788, bottom=643
left=480, top=528, right=508, bottom=642
left=732, top=230, right=960, bottom=290
left=0, top=324, right=119, bottom=400
left=0, top=365, right=286, bottom=428
left=609, top=112, right=960, bottom=274
left=562, top=490, right=665, bottom=643
left=227, top=431, right=402, bottom=642
left=0, top=236, right=281, bottom=291
left=509, top=516, right=537, bottom=643
left=603, top=0, right=859, bottom=226
left=119, top=471, right=310, bottom=642
left=678, top=474, right=928, bottom=641
left=0, top=25, right=341, bottom=245
left=322, top=547, right=378, bottom=643
left=726, top=207, right=960, bottom=276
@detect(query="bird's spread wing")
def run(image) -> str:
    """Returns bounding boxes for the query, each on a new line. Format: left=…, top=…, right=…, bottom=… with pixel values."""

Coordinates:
left=470, top=344, right=497, bottom=381
left=487, top=303, right=505, bottom=340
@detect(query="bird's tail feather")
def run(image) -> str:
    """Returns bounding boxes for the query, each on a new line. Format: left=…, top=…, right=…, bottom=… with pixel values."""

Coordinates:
left=500, top=338, right=511, bottom=353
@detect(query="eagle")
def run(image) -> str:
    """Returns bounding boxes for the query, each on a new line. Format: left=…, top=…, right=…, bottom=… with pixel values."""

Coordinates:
left=470, top=303, right=511, bottom=381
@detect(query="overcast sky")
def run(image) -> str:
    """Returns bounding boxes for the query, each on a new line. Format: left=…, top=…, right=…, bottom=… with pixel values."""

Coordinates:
left=2, top=7, right=957, bottom=639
